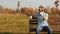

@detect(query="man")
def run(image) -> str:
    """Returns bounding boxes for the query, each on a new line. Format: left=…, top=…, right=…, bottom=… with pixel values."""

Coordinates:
left=30, top=5, right=52, bottom=34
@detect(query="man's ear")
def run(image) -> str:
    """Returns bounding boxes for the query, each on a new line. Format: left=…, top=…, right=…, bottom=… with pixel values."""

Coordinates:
left=39, top=9, right=40, bottom=11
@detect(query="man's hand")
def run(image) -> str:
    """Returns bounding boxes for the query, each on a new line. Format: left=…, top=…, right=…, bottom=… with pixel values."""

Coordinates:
left=40, top=13, right=48, bottom=20
left=40, top=12, right=43, bottom=16
left=30, top=15, right=32, bottom=19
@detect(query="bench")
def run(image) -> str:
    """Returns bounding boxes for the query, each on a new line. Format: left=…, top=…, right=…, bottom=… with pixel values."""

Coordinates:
left=29, top=16, right=60, bottom=33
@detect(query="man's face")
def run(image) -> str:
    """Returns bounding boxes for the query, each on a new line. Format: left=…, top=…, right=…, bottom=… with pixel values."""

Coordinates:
left=39, top=7, right=44, bottom=12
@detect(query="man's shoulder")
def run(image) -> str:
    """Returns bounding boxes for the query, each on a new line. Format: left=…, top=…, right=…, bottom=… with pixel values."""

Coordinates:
left=44, top=12, right=48, bottom=14
left=35, top=12, right=39, bottom=14
left=44, top=12, right=48, bottom=16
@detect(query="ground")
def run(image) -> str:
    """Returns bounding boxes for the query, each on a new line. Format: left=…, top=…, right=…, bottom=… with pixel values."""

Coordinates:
left=0, top=14, right=29, bottom=34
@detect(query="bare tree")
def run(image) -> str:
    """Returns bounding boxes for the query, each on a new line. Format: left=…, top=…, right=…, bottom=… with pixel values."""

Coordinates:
left=0, top=5, right=3, bottom=13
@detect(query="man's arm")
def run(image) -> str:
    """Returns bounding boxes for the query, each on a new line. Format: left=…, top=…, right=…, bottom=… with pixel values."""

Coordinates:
left=30, top=13, right=38, bottom=19
left=40, top=13, right=48, bottom=20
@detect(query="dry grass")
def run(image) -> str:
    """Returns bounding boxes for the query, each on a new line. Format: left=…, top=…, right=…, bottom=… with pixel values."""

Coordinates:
left=0, top=14, right=29, bottom=33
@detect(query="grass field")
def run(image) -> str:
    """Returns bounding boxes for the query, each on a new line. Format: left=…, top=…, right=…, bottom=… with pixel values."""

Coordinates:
left=0, top=14, right=29, bottom=34
left=0, top=14, right=60, bottom=34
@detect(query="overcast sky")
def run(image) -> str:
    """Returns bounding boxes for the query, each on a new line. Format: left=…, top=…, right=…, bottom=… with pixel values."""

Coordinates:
left=0, top=0, right=60, bottom=9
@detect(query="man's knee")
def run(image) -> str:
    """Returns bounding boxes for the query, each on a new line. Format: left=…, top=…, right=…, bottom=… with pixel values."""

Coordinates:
left=36, top=28, right=40, bottom=31
left=48, top=28, right=52, bottom=33
left=50, top=29, right=52, bottom=33
left=36, top=28, right=42, bottom=32
left=47, top=26, right=52, bottom=33
left=36, top=27, right=42, bottom=31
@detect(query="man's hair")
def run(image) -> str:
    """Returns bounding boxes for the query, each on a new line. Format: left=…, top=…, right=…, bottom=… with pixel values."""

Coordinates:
left=39, top=5, right=44, bottom=8
left=39, top=5, right=44, bottom=11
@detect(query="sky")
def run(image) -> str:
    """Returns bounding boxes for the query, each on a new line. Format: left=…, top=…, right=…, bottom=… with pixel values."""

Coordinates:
left=0, top=0, right=60, bottom=9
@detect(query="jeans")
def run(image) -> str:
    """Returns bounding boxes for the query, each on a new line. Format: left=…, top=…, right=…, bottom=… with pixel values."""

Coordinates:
left=36, top=26, right=52, bottom=34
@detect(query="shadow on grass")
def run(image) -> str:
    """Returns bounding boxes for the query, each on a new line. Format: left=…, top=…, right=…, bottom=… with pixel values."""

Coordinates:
left=0, top=32, right=60, bottom=34
left=0, top=32, right=29, bottom=34
left=0, top=32, right=14, bottom=34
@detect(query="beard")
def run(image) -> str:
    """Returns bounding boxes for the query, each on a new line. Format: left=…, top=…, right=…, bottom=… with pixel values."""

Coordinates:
left=39, top=9, right=44, bottom=12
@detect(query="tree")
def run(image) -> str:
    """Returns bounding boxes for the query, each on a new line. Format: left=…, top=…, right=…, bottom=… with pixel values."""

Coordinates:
left=0, top=5, right=3, bottom=13
left=29, top=8, right=35, bottom=15
left=45, top=6, right=51, bottom=14
left=21, top=7, right=29, bottom=14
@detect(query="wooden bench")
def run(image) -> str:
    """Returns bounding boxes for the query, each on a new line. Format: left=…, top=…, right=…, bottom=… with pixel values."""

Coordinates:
left=29, top=16, right=60, bottom=33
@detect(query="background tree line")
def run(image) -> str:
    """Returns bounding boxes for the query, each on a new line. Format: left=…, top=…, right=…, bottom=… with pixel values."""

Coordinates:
left=0, top=5, right=60, bottom=15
